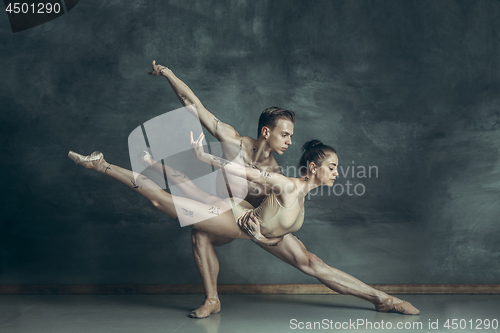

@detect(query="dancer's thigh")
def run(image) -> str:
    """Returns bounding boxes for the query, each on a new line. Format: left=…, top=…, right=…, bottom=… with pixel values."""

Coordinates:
left=258, top=233, right=312, bottom=270
left=188, top=200, right=251, bottom=240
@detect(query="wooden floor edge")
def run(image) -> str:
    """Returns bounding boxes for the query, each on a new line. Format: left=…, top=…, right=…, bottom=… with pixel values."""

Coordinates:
left=1, top=284, right=499, bottom=295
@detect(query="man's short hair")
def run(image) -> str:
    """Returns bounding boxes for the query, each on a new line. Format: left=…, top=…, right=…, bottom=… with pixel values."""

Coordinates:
left=257, top=107, right=296, bottom=137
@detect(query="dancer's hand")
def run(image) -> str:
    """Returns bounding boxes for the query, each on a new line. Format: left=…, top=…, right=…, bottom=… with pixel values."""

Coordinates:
left=238, top=211, right=283, bottom=246
left=148, top=60, right=171, bottom=76
left=238, top=211, right=262, bottom=237
left=190, top=131, right=206, bottom=160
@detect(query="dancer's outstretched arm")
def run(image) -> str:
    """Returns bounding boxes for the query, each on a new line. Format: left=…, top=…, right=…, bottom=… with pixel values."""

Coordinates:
left=190, top=132, right=293, bottom=192
left=149, top=61, right=240, bottom=144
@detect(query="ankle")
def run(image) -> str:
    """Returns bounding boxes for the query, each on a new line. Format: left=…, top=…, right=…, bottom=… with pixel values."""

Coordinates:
left=373, top=293, right=389, bottom=305
left=205, top=296, right=219, bottom=303
left=376, top=295, right=403, bottom=305
left=100, top=161, right=111, bottom=174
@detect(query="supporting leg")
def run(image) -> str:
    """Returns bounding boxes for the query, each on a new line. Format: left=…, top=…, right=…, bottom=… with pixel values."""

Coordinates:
left=259, top=234, right=419, bottom=315
left=190, top=229, right=233, bottom=318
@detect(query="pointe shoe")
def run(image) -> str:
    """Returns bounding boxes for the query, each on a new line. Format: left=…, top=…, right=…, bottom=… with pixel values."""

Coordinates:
left=376, top=296, right=420, bottom=315
left=189, top=298, right=221, bottom=319
left=138, top=150, right=155, bottom=168
left=68, top=151, right=110, bottom=174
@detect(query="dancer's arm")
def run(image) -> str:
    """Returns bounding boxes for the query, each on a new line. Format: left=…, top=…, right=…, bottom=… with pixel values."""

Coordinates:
left=238, top=211, right=283, bottom=246
left=190, top=132, right=293, bottom=191
left=148, top=162, right=221, bottom=204
left=149, top=61, right=240, bottom=144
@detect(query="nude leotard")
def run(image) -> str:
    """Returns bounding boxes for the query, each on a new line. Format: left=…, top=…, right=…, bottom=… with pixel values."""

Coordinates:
left=226, top=192, right=305, bottom=237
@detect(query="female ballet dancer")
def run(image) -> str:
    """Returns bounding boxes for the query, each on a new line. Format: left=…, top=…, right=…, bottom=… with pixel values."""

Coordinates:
left=68, top=135, right=420, bottom=315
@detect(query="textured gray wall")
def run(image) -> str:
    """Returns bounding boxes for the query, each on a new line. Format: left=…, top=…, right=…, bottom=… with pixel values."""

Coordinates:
left=1, top=0, right=499, bottom=285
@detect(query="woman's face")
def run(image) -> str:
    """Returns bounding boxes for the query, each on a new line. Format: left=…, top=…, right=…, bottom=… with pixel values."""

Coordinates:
left=316, top=153, right=339, bottom=187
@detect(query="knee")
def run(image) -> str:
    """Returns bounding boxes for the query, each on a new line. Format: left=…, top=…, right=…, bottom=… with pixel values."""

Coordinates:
left=150, top=191, right=170, bottom=209
left=151, top=200, right=161, bottom=209
left=191, top=228, right=212, bottom=247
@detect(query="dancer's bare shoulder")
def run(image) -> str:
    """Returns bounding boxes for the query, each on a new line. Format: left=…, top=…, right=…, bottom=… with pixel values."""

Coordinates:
left=240, top=135, right=257, bottom=155
left=239, top=136, right=262, bottom=164
left=216, top=123, right=242, bottom=145
left=240, top=136, right=280, bottom=170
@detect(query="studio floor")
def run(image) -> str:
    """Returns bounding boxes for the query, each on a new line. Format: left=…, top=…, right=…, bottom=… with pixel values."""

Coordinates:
left=1, top=294, right=499, bottom=333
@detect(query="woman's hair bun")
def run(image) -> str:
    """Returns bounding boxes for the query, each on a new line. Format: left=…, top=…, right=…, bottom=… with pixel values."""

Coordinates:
left=298, top=139, right=337, bottom=175
left=302, top=140, right=323, bottom=152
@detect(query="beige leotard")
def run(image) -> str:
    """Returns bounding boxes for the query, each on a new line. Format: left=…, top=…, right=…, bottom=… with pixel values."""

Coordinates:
left=226, top=192, right=305, bottom=238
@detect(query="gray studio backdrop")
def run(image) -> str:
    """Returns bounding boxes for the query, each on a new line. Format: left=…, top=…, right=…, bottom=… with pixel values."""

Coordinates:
left=1, top=0, right=499, bottom=285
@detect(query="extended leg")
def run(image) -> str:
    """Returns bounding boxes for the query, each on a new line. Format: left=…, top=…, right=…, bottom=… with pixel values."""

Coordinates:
left=68, top=151, right=247, bottom=239
left=140, top=151, right=221, bottom=204
left=258, top=234, right=419, bottom=315
left=190, top=229, right=233, bottom=318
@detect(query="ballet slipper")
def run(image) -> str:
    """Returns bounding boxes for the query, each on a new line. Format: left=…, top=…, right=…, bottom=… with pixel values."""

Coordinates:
left=138, top=150, right=155, bottom=168
left=375, top=296, right=420, bottom=315
left=189, top=298, right=221, bottom=319
left=68, top=151, right=110, bottom=174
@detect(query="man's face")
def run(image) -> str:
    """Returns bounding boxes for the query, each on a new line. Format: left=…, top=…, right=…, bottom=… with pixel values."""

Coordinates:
left=266, top=119, right=294, bottom=155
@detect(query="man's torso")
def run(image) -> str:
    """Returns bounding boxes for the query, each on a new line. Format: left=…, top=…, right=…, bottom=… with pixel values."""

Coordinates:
left=215, top=136, right=280, bottom=208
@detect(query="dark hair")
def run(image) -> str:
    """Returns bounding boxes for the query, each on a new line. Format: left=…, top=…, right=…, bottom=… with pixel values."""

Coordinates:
left=257, top=107, right=296, bottom=137
left=298, top=140, right=337, bottom=175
